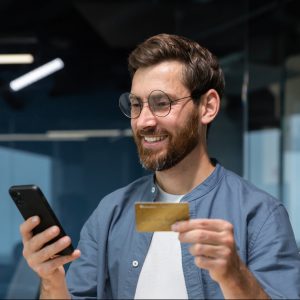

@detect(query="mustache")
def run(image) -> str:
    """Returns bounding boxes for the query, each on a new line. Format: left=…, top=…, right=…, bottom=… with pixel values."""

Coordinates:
left=137, top=128, right=169, bottom=136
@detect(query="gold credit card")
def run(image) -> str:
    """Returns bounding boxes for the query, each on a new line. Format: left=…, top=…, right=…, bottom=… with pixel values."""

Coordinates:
left=135, top=202, right=190, bottom=232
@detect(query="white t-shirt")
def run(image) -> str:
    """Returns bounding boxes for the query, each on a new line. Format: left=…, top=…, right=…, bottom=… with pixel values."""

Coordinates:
left=134, top=186, right=188, bottom=299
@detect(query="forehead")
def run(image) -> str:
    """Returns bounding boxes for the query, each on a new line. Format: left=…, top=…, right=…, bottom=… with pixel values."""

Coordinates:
left=131, top=61, right=188, bottom=97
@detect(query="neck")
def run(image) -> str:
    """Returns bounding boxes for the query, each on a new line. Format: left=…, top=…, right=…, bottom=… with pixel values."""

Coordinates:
left=155, top=145, right=215, bottom=195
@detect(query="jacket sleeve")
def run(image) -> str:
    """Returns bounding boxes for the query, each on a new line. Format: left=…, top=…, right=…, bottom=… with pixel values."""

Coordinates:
left=248, top=204, right=300, bottom=299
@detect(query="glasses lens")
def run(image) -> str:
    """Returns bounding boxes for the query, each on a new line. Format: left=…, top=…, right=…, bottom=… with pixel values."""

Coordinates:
left=149, top=91, right=171, bottom=117
left=119, top=93, right=141, bottom=118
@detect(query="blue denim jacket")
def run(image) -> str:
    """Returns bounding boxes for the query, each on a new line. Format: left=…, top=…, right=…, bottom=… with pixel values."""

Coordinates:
left=66, top=163, right=300, bottom=299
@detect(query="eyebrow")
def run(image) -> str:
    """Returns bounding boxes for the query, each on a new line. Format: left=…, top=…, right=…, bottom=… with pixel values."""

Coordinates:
left=129, top=92, right=143, bottom=99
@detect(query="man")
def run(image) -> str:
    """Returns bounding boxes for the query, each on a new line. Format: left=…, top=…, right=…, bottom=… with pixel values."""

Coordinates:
left=20, top=34, right=300, bottom=299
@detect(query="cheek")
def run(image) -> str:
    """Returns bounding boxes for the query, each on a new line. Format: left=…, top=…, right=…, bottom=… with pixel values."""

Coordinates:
left=166, top=112, right=186, bottom=129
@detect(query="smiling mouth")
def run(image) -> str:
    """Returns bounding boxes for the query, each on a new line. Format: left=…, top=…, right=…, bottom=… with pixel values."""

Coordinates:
left=143, top=135, right=168, bottom=143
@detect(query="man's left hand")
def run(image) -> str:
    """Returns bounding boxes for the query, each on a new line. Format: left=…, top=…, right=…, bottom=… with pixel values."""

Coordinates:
left=172, top=219, right=242, bottom=284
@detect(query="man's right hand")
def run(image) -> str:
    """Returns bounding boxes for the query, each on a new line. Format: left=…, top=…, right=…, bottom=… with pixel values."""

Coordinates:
left=20, top=216, right=81, bottom=298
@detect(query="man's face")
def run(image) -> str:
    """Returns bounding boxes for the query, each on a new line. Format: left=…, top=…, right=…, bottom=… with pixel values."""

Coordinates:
left=130, top=61, right=202, bottom=172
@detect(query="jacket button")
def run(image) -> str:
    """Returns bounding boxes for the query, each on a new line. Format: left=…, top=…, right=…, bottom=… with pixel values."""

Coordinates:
left=132, top=260, right=139, bottom=268
left=151, top=187, right=156, bottom=193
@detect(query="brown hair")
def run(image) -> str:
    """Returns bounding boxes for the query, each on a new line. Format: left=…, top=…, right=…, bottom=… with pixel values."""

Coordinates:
left=128, top=33, right=225, bottom=102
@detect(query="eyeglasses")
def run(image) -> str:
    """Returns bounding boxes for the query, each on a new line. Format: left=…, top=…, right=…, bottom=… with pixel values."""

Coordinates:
left=119, top=89, right=197, bottom=119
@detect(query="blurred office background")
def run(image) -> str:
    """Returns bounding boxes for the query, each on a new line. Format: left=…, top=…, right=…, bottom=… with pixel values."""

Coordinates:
left=0, top=0, right=299, bottom=298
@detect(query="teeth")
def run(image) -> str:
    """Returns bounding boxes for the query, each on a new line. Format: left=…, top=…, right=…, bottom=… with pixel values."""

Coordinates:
left=144, top=136, right=165, bottom=143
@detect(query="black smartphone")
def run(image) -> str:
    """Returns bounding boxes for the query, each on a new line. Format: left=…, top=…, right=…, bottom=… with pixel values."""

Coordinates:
left=9, top=184, right=74, bottom=256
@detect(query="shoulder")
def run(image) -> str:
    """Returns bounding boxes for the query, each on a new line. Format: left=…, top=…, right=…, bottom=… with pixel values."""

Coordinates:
left=219, top=166, right=290, bottom=240
left=220, top=166, right=281, bottom=212
left=213, top=165, right=298, bottom=249
left=205, top=164, right=286, bottom=235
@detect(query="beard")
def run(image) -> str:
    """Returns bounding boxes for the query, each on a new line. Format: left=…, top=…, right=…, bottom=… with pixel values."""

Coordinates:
left=133, top=109, right=201, bottom=172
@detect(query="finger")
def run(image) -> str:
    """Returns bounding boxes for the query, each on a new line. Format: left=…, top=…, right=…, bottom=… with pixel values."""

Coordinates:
left=34, top=235, right=73, bottom=263
left=27, top=236, right=76, bottom=270
left=189, top=243, right=224, bottom=258
left=178, top=229, right=221, bottom=244
left=35, top=250, right=81, bottom=278
left=194, top=255, right=217, bottom=270
left=179, top=229, right=236, bottom=254
left=172, top=219, right=233, bottom=233
left=27, top=226, right=60, bottom=253
left=194, top=255, right=233, bottom=276
left=20, top=216, right=40, bottom=243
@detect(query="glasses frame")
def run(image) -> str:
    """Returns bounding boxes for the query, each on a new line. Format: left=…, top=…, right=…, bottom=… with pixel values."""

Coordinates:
left=119, top=89, right=200, bottom=119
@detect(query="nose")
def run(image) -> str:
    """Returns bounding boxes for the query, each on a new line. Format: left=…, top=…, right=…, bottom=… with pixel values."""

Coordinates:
left=136, top=103, right=157, bottom=128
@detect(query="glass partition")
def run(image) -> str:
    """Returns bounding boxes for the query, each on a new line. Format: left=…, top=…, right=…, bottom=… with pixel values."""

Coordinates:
left=284, top=55, right=300, bottom=244
left=246, top=0, right=300, bottom=245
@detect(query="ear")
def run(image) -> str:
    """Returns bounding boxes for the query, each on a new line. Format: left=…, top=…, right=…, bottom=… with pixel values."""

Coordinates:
left=199, top=89, right=220, bottom=125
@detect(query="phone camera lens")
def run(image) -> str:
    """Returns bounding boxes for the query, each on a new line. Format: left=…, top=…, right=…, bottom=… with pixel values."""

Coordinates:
left=14, top=192, right=24, bottom=206
left=17, top=199, right=24, bottom=206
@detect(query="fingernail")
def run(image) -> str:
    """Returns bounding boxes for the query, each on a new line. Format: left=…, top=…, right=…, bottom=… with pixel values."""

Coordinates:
left=31, top=216, right=39, bottom=223
left=61, top=236, right=70, bottom=244
left=73, top=249, right=81, bottom=257
left=51, top=226, right=59, bottom=234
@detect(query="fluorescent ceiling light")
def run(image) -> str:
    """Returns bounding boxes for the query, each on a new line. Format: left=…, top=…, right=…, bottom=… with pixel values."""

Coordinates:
left=46, top=129, right=133, bottom=139
left=9, top=58, right=64, bottom=91
left=0, top=54, right=34, bottom=64
left=0, top=129, right=132, bottom=142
